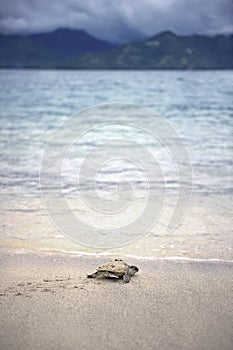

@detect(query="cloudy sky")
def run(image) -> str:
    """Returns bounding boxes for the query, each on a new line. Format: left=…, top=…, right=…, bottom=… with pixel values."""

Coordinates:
left=0, top=0, right=232, bottom=43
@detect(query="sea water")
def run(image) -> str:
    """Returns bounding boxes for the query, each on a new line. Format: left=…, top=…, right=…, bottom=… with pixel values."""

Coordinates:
left=0, top=69, right=232, bottom=260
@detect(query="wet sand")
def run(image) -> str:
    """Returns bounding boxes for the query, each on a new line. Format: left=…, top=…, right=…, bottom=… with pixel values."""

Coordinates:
left=0, top=252, right=233, bottom=350
left=1, top=195, right=233, bottom=260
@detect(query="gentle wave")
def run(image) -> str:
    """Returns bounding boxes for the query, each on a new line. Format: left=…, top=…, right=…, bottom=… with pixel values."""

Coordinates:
left=34, top=248, right=233, bottom=263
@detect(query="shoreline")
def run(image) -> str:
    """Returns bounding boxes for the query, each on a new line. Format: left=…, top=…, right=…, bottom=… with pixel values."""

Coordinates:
left=1, top=251, right=233, bottom=350
left=1, top=193, right=232, bottom=262
left=1, top=247, right=233, bottom=264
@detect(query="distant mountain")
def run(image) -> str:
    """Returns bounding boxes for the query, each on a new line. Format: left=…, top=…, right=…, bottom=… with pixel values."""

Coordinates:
left=67, top=31, right=233, bottom=69
left=0, top=29, right=232, bottom=69
left=30, top=29, right=115, bottom=57
left=0, top=28, right=115, bottom=68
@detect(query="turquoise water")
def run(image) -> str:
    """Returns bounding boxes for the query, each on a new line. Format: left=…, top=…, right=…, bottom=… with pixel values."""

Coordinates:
left=0, top=70, right=232, bottom=259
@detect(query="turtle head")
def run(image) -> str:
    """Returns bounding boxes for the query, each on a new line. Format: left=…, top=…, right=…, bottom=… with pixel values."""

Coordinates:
left=129, top=265, right=139, bottom=274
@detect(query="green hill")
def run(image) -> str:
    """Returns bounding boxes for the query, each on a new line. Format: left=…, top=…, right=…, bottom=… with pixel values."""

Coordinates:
left=0, top=28, right=115, bottom=68
left=0, top=30, right=232, bottom=69
left=67, top=32, right=233, bottom=69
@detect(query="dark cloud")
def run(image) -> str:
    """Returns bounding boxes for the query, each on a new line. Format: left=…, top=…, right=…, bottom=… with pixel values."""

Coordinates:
left=0, top=0, right=232, bottom=43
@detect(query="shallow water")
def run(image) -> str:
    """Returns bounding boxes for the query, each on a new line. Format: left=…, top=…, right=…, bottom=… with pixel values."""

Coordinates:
left=0, top=69, right=232, bottom=259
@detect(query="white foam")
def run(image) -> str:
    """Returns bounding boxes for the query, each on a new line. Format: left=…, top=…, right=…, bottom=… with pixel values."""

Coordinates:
left=37, top=248, right=233, bottom=263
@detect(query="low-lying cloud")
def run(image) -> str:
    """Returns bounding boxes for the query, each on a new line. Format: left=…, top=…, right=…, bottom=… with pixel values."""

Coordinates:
left=0, top=0, right=232, bottom=43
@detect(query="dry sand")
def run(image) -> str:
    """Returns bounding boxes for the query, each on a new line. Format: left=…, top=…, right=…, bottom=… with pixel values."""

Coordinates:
left=0, top=252, right=232, bottom=350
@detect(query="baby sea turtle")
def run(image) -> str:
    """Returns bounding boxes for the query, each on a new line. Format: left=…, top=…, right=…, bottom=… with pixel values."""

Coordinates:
left=87, top=259, right=139, bottom=283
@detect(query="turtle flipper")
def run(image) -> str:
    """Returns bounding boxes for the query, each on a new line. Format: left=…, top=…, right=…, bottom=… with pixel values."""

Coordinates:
left=87, top=271, right=119, bottom=279
left=105, top=272, right=119, bottom=279
left=123, top=266, right=139, bottom=282
left=123, top=273, right=131, bottom=283
left=87, top=271, right=100, bottom=278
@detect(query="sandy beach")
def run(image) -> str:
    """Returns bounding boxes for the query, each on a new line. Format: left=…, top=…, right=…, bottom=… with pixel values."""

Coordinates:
left=0, top=251, right=232, bottom=350
left=1, top=69, right=233, bottom=350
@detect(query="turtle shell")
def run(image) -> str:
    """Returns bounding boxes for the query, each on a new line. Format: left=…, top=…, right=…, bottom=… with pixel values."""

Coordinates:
left=97, top=260, right=128, bottom=276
